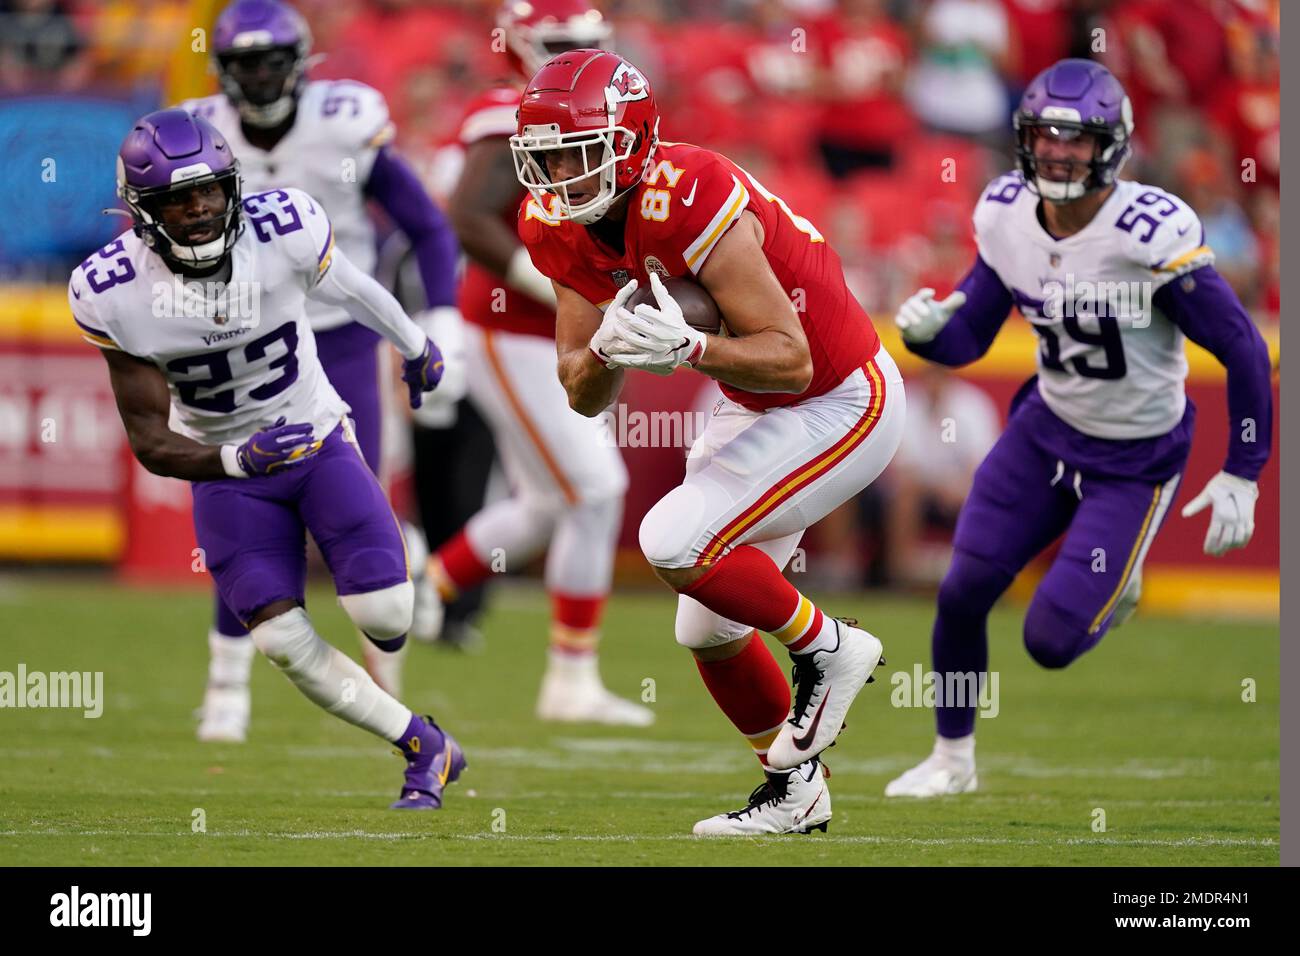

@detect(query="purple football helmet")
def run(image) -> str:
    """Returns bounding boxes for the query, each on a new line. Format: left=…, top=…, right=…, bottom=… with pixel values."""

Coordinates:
left=213, top=0, right=313, bottom=128
left=1014, top=58, right=1134, bottom=203
left=117, top=109, right=243, bottom=269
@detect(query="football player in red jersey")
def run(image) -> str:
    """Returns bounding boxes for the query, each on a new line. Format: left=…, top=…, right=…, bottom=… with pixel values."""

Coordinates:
left=428, top=1, right=653, bottom=726
left=513, top=50, right=908, bottom=835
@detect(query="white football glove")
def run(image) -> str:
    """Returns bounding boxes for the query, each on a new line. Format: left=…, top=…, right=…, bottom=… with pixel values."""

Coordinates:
left=1180, top=471, right=1258, bottom=556
left=410, top=306, right=467, bottom=428
left=606, top=271, right=707, bottom=375
left=895, top=288, right=967, bottom=345
left=589, top=278, right=645, bottom=368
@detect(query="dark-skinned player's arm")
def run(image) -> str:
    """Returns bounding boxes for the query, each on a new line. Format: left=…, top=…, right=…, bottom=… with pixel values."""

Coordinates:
left=555, top=280, right=625, bottom=417
left=693, top=210, right=812, bottom=394
left=101, top=348, right=227, bottom=480
left=100, top=347, right=326, bottom=481
left=448, top=137, right=557, bottom=307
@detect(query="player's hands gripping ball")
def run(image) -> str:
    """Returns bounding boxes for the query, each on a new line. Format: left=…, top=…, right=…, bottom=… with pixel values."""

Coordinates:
left=236, top=417, right=323, bottom=476
left=402, top=338, right=445, bottom=409
left=616, top=271, right=707, bottom=373
left=589, top=278, right=644, bottom=368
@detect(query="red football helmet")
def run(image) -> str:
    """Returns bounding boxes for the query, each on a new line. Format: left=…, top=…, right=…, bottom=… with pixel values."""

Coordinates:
left=510, top=49, right=660, bottom=224
left=497, top=0, right=611, bottom=79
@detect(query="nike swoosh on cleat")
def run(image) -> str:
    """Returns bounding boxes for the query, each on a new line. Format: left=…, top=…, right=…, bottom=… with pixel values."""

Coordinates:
left=436, top=739, right=453, bottom=786
left=792, top=691, right=831, bottom=750
left=796, top=788, right=825, bottom=823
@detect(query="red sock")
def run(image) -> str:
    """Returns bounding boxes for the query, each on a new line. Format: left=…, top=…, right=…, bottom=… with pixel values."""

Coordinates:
left=551, top=592, right=605, bottom=630
left=433, top=529, right=491, bottom=599
left=695, top=631, right=790, bottom=766
left=549, top=592, right=605, bottom=656
left=682, top=545, right=826, bottom=651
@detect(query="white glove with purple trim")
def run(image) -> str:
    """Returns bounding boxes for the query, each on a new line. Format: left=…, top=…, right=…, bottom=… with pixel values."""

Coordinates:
left=895, top=288, right=967, bottom=345
left=1180, top=471, right=1258, bottom=556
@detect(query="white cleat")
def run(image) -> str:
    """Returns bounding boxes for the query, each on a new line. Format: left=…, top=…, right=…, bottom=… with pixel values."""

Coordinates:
left=535, top=651, right=655, bottom=727
left=767, top=618, right=884, bottom=770
left=693, top=759, right=831, bottom=836
left=196, top=685, right=249, bottom=743
left=884, top=751, right=978, bottom=798
left=403, top=523, right=444, bottom=644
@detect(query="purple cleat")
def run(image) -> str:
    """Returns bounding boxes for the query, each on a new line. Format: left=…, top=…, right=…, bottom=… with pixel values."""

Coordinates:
left=389, top=714, right=467, bottom=810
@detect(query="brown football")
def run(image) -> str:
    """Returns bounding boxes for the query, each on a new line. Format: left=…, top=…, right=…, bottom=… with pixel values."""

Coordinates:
left=626, top=275, right=725, bottom=335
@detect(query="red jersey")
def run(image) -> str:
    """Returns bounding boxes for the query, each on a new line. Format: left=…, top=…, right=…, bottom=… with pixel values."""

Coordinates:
left=519, top=141, right=878, bottom=412
left=456, top=85, right=556, bottom=339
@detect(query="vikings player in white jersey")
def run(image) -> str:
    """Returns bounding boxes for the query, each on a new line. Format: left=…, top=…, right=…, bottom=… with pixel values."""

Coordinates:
left=886, top=59, right=1273, bottom=797
left=71, top=108, right=462, bottom=809
left=180, top=0, right=462, bottom=738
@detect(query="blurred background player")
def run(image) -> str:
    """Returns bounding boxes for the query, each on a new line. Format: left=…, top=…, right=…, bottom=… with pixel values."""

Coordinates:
left=515, top=50, right=904, bottom=834
left=181, top=0, right=462, bottom=739
left=429, top=0, right=652, bottom=726
left=403, top=289, right=493, bottom=654
left=75, top=108, right=462, bottom=809
left=885, top=59, right=1272, bottom=798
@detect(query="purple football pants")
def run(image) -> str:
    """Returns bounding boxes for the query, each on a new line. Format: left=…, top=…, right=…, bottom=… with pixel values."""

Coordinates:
left=213, top=323, right=383, bottom=635
left=933, top=382, right=1191, bottom=738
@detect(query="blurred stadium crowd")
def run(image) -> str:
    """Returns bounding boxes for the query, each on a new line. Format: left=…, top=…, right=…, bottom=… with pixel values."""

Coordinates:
left=1, top=0, right=1281, bottom=324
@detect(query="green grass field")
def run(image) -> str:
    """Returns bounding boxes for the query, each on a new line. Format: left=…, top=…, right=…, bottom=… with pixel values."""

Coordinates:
left=0, top=576, right=1279, bottom=866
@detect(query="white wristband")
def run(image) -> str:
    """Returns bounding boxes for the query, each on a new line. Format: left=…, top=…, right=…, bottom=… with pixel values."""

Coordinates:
left=220, top=443, right=248, bottom=478
left=505, top=245, right=558, bottom=308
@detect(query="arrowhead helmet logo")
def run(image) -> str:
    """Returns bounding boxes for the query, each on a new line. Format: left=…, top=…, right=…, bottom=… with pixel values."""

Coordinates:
left=607, top=62, right=649, bottom=105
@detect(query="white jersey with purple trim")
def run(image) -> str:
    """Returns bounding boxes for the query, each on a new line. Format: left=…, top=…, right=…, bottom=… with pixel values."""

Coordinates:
left=181, top=80, right=394, bottom=332
left=69, top=187, right=349, bottom=447
left=973, top=172, right=1214, bottom=440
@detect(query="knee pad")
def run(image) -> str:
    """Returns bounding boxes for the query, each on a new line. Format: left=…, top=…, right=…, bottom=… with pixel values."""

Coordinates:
left=1023, top=593, right=1093, bottom=669
left=639, top=484, right=710, bottom=569
left=473, top=494, right=562, bottom=560
left=338, top=581, right=414, bottom=642
left=674, top=595, right=751, bottom=650
left=547, top=492, right=625, bottom=595
left=564, top=492, right=624, bottom=546
left=583, top=445, right=629, bottom=501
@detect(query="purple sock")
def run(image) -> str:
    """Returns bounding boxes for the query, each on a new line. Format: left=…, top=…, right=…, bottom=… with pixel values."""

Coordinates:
left=393, top=714, right=445, bottom=757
